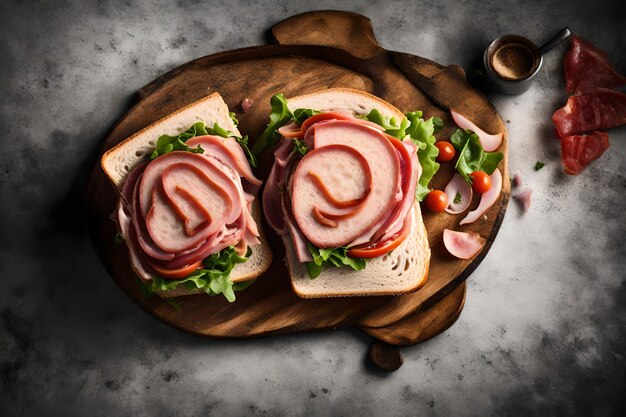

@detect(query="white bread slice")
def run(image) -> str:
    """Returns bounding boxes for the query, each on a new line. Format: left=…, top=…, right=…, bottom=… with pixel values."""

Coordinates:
left=102, top=93, right=239, bottom=190
left=282, top=88, right=430, bottom=298
left=100, top=93, right=271, bottom=297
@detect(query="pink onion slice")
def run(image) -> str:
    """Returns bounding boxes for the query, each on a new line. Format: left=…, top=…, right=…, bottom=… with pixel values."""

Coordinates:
left=443, top=229, right=486, bottom=259
left=513, top=171, right=523, bottom=187
left=451, top=109, right=503, bottom=152
left=444, top=174, right=473, bottom=214
left=513, top=188, right=532, bottom=212
left=460, top=169, right=502, bottom=225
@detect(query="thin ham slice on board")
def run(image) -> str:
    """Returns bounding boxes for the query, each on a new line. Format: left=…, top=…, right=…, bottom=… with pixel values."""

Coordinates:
left=560, top=131, right=609, bottom=175
left=565, top=36, right=626, bottom=94
left=552, top=88, right=626, bottom=138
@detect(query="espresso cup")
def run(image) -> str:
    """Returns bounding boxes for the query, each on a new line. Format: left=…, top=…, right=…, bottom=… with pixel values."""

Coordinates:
left=483, top=35, right=543, bottom=95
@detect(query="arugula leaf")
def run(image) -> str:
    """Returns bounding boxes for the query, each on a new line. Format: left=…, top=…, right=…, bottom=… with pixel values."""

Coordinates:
left=535, top=161, right=545, bottom=171
left=143, top=246, right=253, bottom=303
left=150, top=122, right=207, bottom=159
left=233, top=135, right=258, bottom=168
left=206, top=122, right=232, bottom=138
left=115, top=232, right=124, bottom=245
left=453, top=192, right=462, bottom=204
left=292, top=138, right=309, bottom=157
left=293, top=108, right=321, bottom=124
left=252, top=93, right=294, bottom=154
left=229, top=111, right=239, bottom=126
left=305, top=243, right=367, bottom=279
left=405, top=112, right=441, bottom=201
left=451, top=129, right=503, bottom=182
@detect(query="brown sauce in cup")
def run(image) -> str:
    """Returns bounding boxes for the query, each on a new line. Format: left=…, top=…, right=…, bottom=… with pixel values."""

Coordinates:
left=490, top=42, right=536, bottom=80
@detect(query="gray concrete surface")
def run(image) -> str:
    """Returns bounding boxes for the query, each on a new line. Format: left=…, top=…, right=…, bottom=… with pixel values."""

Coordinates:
left=0, top=0, right=624, bottom=416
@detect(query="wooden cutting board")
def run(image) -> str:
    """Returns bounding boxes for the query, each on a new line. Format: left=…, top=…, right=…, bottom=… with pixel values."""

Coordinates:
left=86, top=11, right=509, bottom=371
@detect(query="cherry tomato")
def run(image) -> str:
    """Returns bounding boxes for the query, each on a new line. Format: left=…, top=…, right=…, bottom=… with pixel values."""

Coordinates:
left=469, top=171, right=492, bottom=194
left=425, top=190, right=448, bottom=213
left=148, top=259, right=203, bottom=279
left=347, top=219, right=412, bottom=258
left=435, top=141, right=456, bottom=162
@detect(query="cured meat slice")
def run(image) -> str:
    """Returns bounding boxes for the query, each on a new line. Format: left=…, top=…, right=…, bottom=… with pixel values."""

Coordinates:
left=186, top=135, right=262, bottom=187
left=443, top=229, right=485, bottom=260
left=560, top=131, right=609, bottom=175
left=552, top=88, right=626, bottom=137
left=292, top=121, right=401, bottom=247
left=141, top=154, right=241, bottom=253
left=451, top=110, right=503, bottom=151
left=565, top=36, right=626, bottom=93
left=460, top=169, right=502, bottom=225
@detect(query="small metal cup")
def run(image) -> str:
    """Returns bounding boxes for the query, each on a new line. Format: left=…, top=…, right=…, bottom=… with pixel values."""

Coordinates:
left=483, top=35, right=543, bottom=95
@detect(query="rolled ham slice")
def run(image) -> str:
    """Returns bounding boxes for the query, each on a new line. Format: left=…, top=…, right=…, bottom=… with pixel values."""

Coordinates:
left=292, top=120, right=401, bottom=248
left=460, top=169, right=502, bottom=225
left=186, top=135, right=262, bottom=188
left=443, top=229, right=485, bottom=259
left=451, top=110, right=503, bottom=152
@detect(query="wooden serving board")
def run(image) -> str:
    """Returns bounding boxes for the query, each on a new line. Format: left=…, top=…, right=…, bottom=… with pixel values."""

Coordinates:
left=86, top=11, right=509, bottom=370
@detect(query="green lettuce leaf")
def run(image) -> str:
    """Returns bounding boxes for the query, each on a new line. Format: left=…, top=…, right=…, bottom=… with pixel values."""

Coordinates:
left=451, top=129, right=503, bottom=182
left=305, top=243, right=367, bottom=279
left=252, top=93, right=294, bottom=153
left=365, top=109, right=411, bottom=139
left=142, top=246, right=253, bottom=303
left=150, top=121, right=207, bottom=159
left=405, top=112, right=442, bottom=201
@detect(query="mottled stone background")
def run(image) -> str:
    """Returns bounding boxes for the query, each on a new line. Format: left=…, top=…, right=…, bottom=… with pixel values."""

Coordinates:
left=0, top=0, right=624, bottom=416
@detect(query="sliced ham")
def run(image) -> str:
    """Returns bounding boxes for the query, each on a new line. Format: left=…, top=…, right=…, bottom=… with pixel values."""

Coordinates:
left=513, top=189, right=532, bottom=212
left=565, top=36, right=626, bottom=94
left=119, top=145, right=260, bottom=279
left=443, top=229, right=485, bottom=259
left=451, top=109, right=503, bottom=152
left=186, top=135, right=262, bottom=188
left=460, top=169, right=502, bottom=225
left=292, top=120, right=401, bottom=248
left=141, top=153, right=241, bottom=253
left=552, top=88, right=626, bottom=137
left=560, top=131, right=609, bottom=175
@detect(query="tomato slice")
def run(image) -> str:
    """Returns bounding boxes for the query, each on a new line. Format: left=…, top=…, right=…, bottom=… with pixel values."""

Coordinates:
left=148, top=259, right=203, bottom=279
left=347, top=218, right=412, bottom=258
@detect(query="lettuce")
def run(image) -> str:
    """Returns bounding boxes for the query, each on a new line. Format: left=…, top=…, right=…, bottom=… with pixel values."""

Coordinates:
left=365, top=109, right=442, bottom=201
left=293, top=108, right=321, bottom=124
left=450, top=129, right=503, bottom=182
left=150, top=122, right=206, bottom=159
left=149, top=121, right=256, bottom=167
left=142, top=246, right=254, bottom=303
left=252, top=93, right=294, bottom=153
left=305, top=243, right=367, bottom=278
left=405, top=112, right=442, bottom=201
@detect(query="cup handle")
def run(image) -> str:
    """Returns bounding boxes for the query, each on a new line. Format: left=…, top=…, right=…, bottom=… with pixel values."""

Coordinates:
left=537, top=27, right=572, bottom=55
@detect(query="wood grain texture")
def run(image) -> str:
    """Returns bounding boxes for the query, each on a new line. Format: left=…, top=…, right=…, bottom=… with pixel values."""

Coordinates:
left=86, top=11, right=508, bottom=346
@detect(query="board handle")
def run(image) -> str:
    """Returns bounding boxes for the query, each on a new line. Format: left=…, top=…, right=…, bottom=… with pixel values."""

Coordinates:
left=271, top=11, right=384, bottom=59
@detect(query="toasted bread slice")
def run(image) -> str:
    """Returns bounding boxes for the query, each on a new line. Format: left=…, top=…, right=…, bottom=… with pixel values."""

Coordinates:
left=101, top=93, right=271, bottom=297
left=282, top=88, right=430, bottom=298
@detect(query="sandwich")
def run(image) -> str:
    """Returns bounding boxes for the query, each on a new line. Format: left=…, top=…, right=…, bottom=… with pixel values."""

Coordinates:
left=258, top=88, right=439, bottom=298
left=101, top=93, right=272, bottom=301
